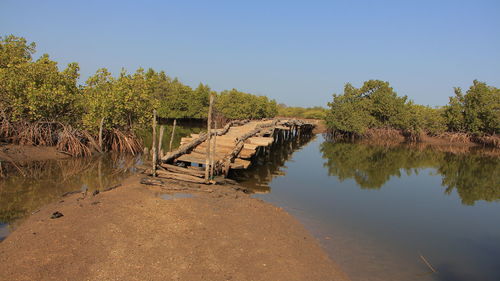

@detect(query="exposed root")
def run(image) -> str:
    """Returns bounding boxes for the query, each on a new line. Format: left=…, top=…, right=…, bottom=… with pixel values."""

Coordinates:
left=0, top=120, right=144, bottom=157
left=56, top=125, right=92, bottom=157
left=107, top=129, right=143, bottom=155
left=474, top=135, right=500, bottom=148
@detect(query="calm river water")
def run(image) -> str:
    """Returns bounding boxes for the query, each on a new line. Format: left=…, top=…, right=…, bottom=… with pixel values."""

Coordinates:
left=1, top=131, right=499, bottom=281
left=235, top=134, right=500, bottom=281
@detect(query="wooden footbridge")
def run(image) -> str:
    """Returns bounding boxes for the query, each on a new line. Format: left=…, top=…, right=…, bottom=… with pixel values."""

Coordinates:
left=149, top=119, right=315, bottom=184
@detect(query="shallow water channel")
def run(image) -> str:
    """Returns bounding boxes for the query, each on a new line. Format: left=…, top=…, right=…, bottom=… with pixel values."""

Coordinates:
left=235, top=135, right=500, bottom=281
left=1, top=131, right=499, bottom=281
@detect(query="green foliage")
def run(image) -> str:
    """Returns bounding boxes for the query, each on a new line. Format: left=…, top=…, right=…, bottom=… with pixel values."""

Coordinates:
left=407, top=104, right=447, bottom=135
left=325, top=84, right=373, bottom=135
left=277, top=104, right=327, bottom=119
left=325, top=79, right=498, bottom=138
left=0, top=35, right=82, bottom=123
left=216, top=89, right=278, bottom=119
left=0, top=35, right=35, bottom=68
left=1, top=35, right=281, bottom=139
left=325, top=80, right=412, bottom=135
left=444, top=81, right=500, bottom=135
left=82, top=68, right=154, bottom=131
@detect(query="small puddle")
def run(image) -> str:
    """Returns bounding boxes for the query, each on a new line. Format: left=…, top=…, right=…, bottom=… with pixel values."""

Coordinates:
left=159, top=193, right=195, bottom=200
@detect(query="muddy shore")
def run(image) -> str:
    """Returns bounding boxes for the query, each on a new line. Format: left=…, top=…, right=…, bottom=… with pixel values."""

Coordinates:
left=0, top=144, right=69, bottom=163
left=0, top=174, right=350, bottom=281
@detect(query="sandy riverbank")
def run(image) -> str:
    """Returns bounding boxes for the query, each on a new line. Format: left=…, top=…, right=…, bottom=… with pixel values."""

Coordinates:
left=0, top=174, right=350, bottom=281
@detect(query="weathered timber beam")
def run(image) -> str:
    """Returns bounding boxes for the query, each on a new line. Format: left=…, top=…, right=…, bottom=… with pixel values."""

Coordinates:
left=161, top=132, right=208, bottom=163
left=160, top=163, right=205, bottom=178
left=161, top=119, right=250, bottom=163
left=217, top=119, right=280, bottom=176
left=156, top=170, right=206, bottom=184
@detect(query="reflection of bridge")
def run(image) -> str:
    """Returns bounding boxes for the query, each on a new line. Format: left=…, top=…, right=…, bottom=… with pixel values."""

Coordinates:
left=232, top=134, right=316, bottom=194
left=151, top=119, right=315, bottom=184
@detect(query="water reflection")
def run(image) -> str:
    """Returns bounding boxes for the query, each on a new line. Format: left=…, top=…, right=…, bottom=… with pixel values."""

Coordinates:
left=249, top=135, right=500, bottom=281
left=231, top=134, right=316, bottom=193
left=320, top=142, right=500, bottom=205
left=0, top=154, right=139, bottom=236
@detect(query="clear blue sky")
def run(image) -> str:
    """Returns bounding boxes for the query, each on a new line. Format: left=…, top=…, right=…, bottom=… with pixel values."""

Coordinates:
left=1, top=0, right=499, bottom=107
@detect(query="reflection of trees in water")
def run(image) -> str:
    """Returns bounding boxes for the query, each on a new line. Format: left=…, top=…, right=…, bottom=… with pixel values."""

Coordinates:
left=320, top=142, right=500, bottom=205
left=439, top=154, right=500, bottom=205
left=232, top=135, right=316, bottom=193
left=0, top=154, right=138, bottom=224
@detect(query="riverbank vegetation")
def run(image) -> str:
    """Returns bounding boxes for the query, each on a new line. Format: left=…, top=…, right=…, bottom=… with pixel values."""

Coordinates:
left=325, top=80, right=500, bottom=147
left=0, top=35, right=278, bottom=156
left=277, top=104, right=327, bottom=119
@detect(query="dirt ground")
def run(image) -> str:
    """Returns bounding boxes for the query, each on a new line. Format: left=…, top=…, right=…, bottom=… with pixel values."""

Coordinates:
left=0, top=175, right=350, bottom=281
left=0, top=144, right=69, bottom=163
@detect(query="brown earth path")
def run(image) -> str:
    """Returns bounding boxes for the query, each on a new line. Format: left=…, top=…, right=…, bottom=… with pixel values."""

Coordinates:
left=0, top=175, right=350, bottom=281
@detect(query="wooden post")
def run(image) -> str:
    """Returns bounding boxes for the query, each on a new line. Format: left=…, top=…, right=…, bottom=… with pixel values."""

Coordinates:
left=210, top=119, right=217, bottom=178
left=168, top=119, right=177, bottom=152
left=152, top=110, right=157, bottom=177
left=98, top=117, right=105, bottom=152
left=158, top=125, right=165, bottom=158
left=204, top=94, right=214, bottom=183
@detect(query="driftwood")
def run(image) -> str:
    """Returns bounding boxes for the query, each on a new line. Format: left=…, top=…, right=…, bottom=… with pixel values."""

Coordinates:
left=140, top=177, right=164, bottom=186
left=140, top=177, right=215, bottom=193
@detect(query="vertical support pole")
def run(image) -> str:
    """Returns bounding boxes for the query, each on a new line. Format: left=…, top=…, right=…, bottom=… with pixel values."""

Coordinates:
left=168, top=119, right=177, bottom=152
left=205, top=93, right=214, bottom=183
left=158, top=125, right=165, bottom=158
left=210, top=120, right=217, bottom=178
left=152, top=110, right=157, bottom=177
